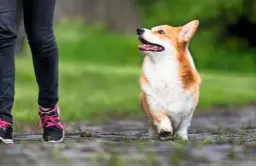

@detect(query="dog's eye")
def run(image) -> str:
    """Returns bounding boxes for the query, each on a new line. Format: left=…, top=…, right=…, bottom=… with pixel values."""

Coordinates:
left=157, top=30, right=165, bottom=34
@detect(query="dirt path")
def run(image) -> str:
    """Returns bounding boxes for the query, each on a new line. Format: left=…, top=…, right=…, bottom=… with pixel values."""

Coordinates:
left=1, top=106, right=256, bottom=165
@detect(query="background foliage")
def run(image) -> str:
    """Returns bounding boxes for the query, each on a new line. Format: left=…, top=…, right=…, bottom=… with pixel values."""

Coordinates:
left=15, top=0, right=256, bottom=122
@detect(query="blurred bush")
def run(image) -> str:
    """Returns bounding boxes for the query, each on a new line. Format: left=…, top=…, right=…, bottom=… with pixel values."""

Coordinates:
left=20, top=0, right=256, bottom=72
left=136, top=0, right=256, bottom=72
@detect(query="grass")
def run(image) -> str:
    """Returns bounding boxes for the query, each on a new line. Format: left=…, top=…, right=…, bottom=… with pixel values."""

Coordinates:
left=13, top=56, right=256, bottom=123
left=54, top=20, right=142, bottom=66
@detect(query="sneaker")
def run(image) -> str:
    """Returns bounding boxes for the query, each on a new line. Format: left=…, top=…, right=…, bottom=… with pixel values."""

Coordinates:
left=38, top=105, right=65, bottom=143
left=0, top=119, right=14, bottom=144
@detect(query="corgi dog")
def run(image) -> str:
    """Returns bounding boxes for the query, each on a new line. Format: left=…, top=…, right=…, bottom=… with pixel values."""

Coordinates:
left=137, top=20, right=201, bottom=140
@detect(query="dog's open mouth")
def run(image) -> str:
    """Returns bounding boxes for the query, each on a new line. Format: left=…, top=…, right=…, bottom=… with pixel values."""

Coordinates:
left=138, top=37, right=164, bottom=52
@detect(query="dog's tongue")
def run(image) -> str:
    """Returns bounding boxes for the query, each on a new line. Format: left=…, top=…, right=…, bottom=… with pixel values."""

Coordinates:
left=139, top=44, right=158, bottom=51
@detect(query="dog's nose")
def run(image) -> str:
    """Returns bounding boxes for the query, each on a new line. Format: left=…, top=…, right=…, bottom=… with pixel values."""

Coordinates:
left=136, top=28, right=145, bottom=35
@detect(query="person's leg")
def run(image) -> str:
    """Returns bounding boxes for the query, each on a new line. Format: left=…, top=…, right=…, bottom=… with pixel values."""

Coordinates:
left=23, top=0, right=58, bottom=108
left=0, top=0, right=16, bottom=144
left=23, top=0, right=64, bottom=142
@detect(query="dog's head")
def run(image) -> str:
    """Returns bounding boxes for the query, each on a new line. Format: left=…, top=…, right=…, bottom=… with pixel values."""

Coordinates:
left=136, top=20, right=199, bottom=57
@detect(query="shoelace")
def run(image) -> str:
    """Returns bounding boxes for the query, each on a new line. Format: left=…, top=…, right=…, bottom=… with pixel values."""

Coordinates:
left=0, top=119, right=11, bottom=128
left=36, top=106, right=65, bottom=131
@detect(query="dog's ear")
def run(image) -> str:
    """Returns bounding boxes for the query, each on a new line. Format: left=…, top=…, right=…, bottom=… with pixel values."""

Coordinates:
left=179, top=20, right=199, bottom=43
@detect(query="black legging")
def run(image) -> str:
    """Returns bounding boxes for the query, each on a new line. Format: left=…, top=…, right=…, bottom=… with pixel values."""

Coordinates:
left=0, top=0, right=59, bottom=123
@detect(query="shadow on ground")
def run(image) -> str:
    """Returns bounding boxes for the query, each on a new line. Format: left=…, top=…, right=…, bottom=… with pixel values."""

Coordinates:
left=1, top=106, right=256, bottom=165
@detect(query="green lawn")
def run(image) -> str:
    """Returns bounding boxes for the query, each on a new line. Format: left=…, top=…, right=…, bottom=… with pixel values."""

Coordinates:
left=13, top=57, right=256, bottom=123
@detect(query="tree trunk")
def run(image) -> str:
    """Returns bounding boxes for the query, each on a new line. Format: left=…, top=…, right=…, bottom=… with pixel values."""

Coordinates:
left=105, top=0, right=141, bottom=34
left=55, top=0, right=141, bottom=34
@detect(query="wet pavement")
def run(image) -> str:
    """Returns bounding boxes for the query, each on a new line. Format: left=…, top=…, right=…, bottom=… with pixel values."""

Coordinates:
left=1, top=106, right=256, bottom=165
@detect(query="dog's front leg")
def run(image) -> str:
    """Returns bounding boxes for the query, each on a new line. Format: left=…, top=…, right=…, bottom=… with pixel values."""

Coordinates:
left=140, top=91, right=173, bottom=139
left=173, top=112, right=194, bottom=141
left=152, top=112, right=173, bottom=140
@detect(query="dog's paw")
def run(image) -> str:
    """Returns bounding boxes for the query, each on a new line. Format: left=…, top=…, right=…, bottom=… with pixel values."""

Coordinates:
left=158, top=130, right=173, bottom=140
left=173, top=133, right=188, bottom=141
left=154, top=116, right=173, bottom=140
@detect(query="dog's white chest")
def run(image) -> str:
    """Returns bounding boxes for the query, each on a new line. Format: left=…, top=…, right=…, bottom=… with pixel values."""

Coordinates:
left=142, top=57, right=195, bottom=116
